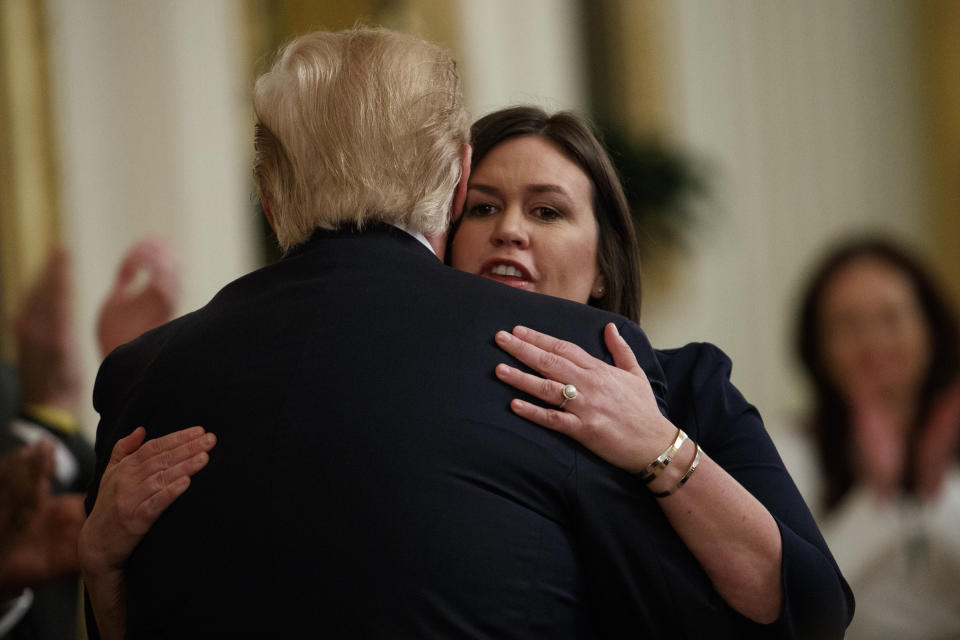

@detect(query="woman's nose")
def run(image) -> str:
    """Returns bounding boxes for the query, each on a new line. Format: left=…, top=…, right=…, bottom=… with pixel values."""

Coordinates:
left=491, top=209, right=529, bottom=248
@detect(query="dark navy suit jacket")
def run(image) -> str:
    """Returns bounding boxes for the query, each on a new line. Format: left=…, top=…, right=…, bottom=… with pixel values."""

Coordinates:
left=86, top=225, right=852, bottom=638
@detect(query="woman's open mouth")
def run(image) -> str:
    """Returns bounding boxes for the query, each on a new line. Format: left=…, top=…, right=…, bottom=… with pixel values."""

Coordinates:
left=481, top=261, right=533, bottom=290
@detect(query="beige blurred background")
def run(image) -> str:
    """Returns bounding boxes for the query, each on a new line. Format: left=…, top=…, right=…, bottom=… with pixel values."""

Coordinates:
left=1, top=0, right=958, bottom=440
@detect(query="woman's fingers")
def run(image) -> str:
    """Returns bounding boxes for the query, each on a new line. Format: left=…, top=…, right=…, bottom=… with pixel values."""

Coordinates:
left=133, top=426, right=207, bottom=463
left=130, top=460, right=203, bottom=535
left=509, top=399, right=580, bottom=436
left=134, top=428, right=214, bottom=469
left=140, top=445, right=212, bottom=500
left=107, top=428, right=215, bottom=527
left=115, top=436, right=214, bottom=537
left=496, top=363, right=570, bottom=407
left=495, top=330, right=582, bottom=382
left=604, top=323, right=642, bottom=374
left=108, top=427, right=147, bottom=466
left=512, top=326, right=597, bottom=368
left=130, top=430, right=216, bottom=489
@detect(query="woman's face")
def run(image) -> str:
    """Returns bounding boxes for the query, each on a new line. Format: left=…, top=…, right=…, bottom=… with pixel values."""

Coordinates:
left=819, top=256, right=932, bottom=402
left=450, top=135, right=603, bottom=304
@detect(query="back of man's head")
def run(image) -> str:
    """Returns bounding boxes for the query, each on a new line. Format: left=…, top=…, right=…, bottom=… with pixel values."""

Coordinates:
left=253, top=27, right=469, bottom=250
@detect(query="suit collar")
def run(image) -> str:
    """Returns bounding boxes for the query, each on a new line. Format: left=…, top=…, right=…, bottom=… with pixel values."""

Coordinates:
left=281, top=222, right=439, bottom=262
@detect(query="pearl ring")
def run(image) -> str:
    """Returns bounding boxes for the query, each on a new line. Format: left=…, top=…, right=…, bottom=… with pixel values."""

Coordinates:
left=559, top=384, right=579, bottom=409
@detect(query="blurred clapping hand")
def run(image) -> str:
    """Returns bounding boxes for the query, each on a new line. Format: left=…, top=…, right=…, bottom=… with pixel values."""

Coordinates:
left=914, top=378, right=960, bottom=500
left=14, top=248, right=82, bottom=414
left=97, top=238, right=180, bottom=359
left=0, top=441, right=84, bottom=599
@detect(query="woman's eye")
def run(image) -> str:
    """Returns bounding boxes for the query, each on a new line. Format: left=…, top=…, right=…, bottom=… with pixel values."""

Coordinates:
left=466, top=203, right=497, bottom=217
left=533, top=206, right=562, bottom=221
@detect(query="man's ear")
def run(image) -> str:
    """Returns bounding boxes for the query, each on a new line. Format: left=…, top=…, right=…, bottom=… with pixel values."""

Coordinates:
left=449, top=144, right=472, bottom=225
left=423, top=145, right=472, bottom=260
left=260, top=195, right=276, bottom=231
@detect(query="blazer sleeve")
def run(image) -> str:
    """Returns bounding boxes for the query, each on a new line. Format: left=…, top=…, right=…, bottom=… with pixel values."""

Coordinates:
left=673, top=342, right=854, bottom=639
left=563, top=324, right=762, bottom=638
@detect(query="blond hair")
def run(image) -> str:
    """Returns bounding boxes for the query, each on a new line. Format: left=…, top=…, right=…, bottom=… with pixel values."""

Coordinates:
left=252, top=27, right=469, bottom=250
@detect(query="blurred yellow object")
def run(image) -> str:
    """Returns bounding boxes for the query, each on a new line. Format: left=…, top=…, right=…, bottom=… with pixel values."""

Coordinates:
left=22, top=404, right=78, bottom=436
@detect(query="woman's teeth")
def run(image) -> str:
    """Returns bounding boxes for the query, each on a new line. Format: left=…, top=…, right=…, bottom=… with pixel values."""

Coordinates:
left=491, top=264, right=523, bottom=278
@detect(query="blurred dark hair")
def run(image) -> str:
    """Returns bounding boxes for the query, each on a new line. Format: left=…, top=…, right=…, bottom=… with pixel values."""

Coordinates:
left=448, top=106, right=642, bottom=321
left=795, top=237, right=960, bottom=511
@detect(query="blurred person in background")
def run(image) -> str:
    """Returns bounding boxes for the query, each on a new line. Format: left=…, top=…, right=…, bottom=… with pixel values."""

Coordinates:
left=795, top=236, right=960, bottom=639
left=0, top=239, right=180, bottom=639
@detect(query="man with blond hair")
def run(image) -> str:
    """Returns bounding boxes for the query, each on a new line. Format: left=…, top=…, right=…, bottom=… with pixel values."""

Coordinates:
left=84, top=28, right=721, bottom=638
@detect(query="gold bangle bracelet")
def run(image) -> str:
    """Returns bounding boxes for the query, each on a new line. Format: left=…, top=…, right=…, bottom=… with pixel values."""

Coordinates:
left=652, top=443, right=702, bottom=498
left=638, top=428, right=687, bottom=483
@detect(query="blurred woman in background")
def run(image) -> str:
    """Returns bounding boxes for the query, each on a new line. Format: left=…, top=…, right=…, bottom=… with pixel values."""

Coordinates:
left=796, top=237, right=960, bottom=638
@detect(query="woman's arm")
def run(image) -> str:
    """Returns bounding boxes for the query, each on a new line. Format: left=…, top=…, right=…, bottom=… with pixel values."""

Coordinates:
left=80, top=426, right=215, bottom=640
left=494, top=323, right=783, bottom=623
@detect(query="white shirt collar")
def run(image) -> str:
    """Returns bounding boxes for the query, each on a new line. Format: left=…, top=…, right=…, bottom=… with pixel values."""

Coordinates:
left=390, top=223, right=437, bottom=257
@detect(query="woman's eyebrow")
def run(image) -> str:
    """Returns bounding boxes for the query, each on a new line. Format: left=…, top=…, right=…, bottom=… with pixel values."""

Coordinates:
left=467, top=183, right=501, bottom=196
left=526, top=184, right=568, bottom=196
left=469, top=182, right=570, bottom=199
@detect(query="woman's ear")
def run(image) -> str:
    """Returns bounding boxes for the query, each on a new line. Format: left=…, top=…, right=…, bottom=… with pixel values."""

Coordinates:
left=591, top=273, right=607, bottom=299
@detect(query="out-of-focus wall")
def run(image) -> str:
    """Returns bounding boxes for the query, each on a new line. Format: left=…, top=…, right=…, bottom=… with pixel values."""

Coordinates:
left=641, top=0, right=928, bottom=429
left=455, top=0, right=588, bottom=117
left=46, top=0, right=257, bottom=435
